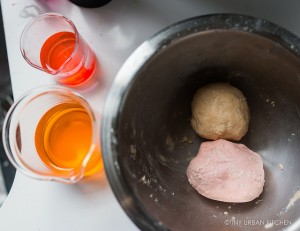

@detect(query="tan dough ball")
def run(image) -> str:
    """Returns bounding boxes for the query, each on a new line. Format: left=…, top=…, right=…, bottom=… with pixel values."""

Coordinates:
left=191, top=82, right=250, bottom=141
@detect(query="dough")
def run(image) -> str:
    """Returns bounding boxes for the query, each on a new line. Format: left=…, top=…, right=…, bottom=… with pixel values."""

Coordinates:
left=191, top=82, right=250, bottom=141
left=186, top=139, right=265, bottom=203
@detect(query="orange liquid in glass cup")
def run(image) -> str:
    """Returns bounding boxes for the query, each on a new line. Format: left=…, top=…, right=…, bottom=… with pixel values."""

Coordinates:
left=40, top=31, right=96, bottom=86
left=35, top=102, right=102, bottom=177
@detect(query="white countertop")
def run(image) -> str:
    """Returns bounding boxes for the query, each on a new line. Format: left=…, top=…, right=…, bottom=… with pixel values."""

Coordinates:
left=1, top=0, right=300, bottom=230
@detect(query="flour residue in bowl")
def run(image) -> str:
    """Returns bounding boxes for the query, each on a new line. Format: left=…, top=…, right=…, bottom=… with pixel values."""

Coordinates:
left=179, top=136, right=193, bottom=144
left=165, top=134, right=175, bottom=152
left=130, top=144, right=137, bottom=160
left=278, top=163, right=284, bottom=170
left=285, top=189, right=300, bottom=212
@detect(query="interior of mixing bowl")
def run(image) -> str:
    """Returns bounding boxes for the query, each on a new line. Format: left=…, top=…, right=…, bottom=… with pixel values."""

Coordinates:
left=102, top=15, right=300, bottom=231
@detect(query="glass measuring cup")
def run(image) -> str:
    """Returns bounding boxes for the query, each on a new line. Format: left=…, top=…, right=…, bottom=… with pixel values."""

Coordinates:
left=20, top=13, right=96, bottom=86
left=2, top=86, right=103, bottom=183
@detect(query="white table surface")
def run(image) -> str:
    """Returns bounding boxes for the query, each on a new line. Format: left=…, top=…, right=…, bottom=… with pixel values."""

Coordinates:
left=1, top=0, right=300, bottom=230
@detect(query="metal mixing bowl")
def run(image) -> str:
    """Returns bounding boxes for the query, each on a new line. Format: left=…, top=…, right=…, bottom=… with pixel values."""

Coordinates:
left=102, top=14, right=300, bottom=231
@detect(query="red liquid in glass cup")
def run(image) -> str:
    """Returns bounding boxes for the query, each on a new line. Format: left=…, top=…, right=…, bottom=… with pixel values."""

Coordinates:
left=40, top=31, right=96, bottom=86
